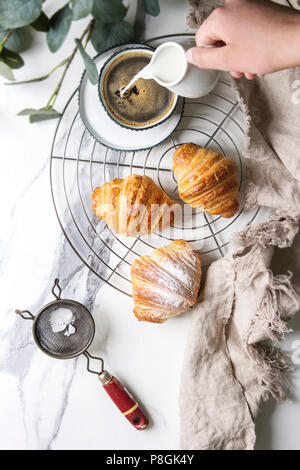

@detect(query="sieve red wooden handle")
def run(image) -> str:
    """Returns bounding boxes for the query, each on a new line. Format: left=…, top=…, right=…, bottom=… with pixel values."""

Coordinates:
left=99, top=371, right=148, bottom=430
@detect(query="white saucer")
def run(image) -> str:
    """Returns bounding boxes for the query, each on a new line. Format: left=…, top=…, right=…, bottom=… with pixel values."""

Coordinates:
left=78, top=43, right=184, bottom=152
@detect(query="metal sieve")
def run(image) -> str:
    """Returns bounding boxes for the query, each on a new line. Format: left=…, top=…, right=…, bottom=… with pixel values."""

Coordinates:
left=15, top=279, right=148, bottom=430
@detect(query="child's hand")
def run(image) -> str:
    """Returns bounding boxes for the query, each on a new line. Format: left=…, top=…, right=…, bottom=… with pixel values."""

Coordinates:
left=186, top=0, right=300, bottom=79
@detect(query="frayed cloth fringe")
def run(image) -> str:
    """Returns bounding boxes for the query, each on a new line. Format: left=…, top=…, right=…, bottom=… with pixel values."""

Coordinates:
left=232, top=215, right=299, bottom=252
left=244, top=343, right=291, bottom=401
left=242, top=272, right=298, bottom=400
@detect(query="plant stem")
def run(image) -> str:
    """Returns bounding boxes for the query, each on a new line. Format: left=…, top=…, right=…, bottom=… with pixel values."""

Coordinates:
left=45, top=85, right=60, bottom=110
left=0, top=28, right=16, bottom=54
left=83, top=31, right=91, bottom=49
left=5, top=57, right=68, bottom=86
left=47, top=19, right=95, bottom=108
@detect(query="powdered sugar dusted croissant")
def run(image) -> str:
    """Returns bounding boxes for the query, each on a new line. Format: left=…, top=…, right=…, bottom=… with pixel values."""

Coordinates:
left=173, top=143, right=239, bottom=218
left=91, top=174, right=179, bottom=237
left=131, top=240, right=202, bottom=323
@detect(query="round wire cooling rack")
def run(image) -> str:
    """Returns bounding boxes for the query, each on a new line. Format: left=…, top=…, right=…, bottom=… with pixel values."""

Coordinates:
left=50, top=33, right=269, bottom=297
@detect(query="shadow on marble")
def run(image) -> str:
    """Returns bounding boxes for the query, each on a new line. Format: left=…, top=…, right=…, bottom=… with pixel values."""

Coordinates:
left=255, top=398, right=276, bottom=450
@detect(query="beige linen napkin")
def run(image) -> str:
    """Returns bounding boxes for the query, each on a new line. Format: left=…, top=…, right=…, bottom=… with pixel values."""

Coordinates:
left=180, top=0, right=300, bottom=450
left=180, top=215, right=299, bottom=450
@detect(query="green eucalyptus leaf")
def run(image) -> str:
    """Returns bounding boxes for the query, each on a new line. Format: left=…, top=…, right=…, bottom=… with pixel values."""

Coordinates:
left=0, top=0, right=42, bottom=29
left=17, top=107, right=59, bottom=116
left=72, top=0, right=93, bottom=20
left=92, top=0, right=127, bottom=24
left=2, top=48, right=24, bottom=69
left=17, top=107, right=61, bottom=123
left=75, top=38, right=98, bottom=85
left=91, top=19, right=134, bottom=53
left=47, top=5, right=73, bottom=53
left=29, top=112, right=60, bottom=123
left=0, top=28, right=26, bottom=53
left=143, top=0, right=160, bottom=17
left=0, top=60, right=15, bottom=80
left=31, top=11, right=51, bottom=32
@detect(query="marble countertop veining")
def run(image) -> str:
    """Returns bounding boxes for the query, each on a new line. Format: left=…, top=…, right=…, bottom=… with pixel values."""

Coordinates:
left=1, top=0, right=299, bottom=451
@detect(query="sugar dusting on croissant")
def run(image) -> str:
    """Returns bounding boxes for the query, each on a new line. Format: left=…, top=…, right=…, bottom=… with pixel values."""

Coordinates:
left=173, top=143, right=239, bottom=218
left=91, top=174, right=179, bottom=237
left=131, top=240, right=202, bottom=323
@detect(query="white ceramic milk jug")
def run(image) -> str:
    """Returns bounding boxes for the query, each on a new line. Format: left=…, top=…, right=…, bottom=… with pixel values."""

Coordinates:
left=121, top=41, right=220, bottom=99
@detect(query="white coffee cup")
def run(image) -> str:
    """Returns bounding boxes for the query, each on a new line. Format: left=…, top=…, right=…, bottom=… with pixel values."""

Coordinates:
left=98, top=46, right=179, bottom=130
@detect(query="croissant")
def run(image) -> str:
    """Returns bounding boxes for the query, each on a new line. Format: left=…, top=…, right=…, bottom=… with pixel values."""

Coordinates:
left=131, top=239, right=202, bottom=323
left=91, top=174, right=179, bottom=237
left=173, top=143, right=239, bottom=218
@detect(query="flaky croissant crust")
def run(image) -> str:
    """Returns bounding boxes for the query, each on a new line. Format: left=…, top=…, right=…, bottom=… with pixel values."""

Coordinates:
left=173, top=143, right=239, bottom=218
left=91, top=174, right=179, bottom=237
left=131, top=239, right=202, bottom=323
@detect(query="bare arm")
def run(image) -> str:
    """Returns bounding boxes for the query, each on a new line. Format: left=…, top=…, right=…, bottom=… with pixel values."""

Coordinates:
left=186, top=0, right=300, bottom=79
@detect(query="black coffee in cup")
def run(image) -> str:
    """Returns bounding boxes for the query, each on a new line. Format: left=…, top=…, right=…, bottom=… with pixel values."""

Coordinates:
left=101, top=51, right=177, bottom=129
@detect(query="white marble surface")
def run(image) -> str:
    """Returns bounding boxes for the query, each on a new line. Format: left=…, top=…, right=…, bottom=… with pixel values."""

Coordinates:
left=0, top=0, right=299, bottom=451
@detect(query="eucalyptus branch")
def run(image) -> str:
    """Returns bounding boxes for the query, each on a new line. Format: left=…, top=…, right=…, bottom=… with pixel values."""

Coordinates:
left=45, top=84, right=60, bottom=110
left=45, top=19, right=95, bottom=109
left=83, top=30, right=92, bottom=49
left=4, top=0, right=160, bottom=123
left=5, top=57, right=68, bottom=86
left=0, top=28, right=16, bottom=54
